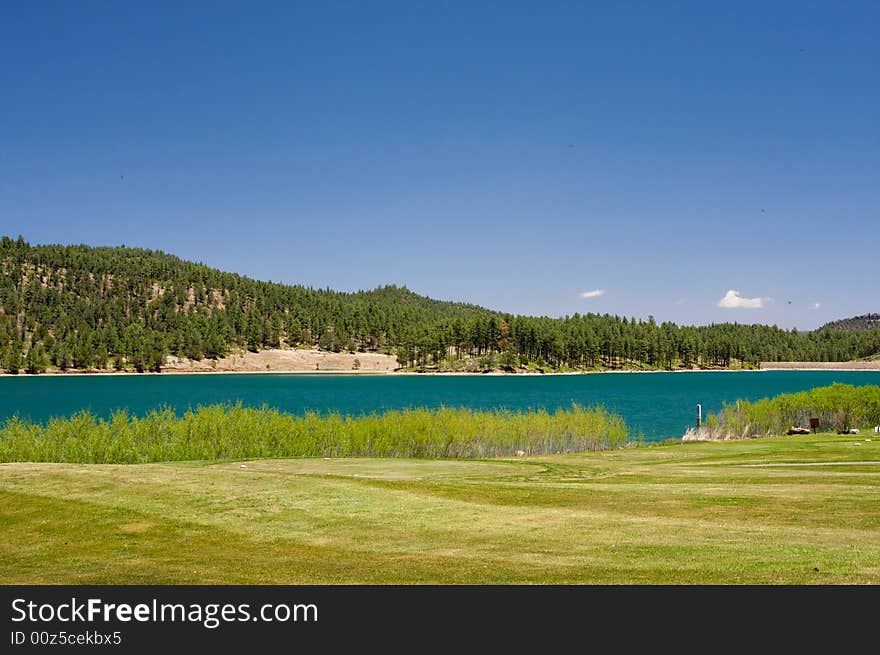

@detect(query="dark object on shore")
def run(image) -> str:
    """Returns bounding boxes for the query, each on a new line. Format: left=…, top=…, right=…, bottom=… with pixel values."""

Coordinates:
left=787, top=426, right=811, bottom=435
left=810, top=418, right=820, bottom=433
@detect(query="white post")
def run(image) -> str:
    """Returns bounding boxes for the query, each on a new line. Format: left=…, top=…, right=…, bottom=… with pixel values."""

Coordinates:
left=697, top=404, right=702, bottom=428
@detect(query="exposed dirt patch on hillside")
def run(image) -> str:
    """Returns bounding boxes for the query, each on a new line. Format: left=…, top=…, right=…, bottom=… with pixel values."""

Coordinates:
left=162, top=349, right=399, bottom=373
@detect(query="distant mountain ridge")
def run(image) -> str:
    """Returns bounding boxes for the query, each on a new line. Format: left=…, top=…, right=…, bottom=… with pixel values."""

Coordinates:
left=820, top=314, right=880, bottom=332
left=1, top=236, right=879, bottom=373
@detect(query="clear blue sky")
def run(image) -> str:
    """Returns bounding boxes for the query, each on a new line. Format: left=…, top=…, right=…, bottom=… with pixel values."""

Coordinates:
left=2, top=2, right=877, bottom=329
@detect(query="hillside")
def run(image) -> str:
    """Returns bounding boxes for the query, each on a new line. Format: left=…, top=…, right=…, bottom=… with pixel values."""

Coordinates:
left=820, top=314, right=880, bottom=332
left=1, top=235, right=879, bottom=373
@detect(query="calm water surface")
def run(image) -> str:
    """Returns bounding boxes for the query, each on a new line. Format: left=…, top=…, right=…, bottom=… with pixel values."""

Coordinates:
left=2, top=370, right=879, bottom=440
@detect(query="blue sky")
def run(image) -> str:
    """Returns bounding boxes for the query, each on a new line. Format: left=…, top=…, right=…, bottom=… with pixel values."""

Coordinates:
left=1, top=2, right=877, bottom=329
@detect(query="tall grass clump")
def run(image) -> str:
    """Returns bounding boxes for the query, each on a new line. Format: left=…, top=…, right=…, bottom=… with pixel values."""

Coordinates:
left=0, top=403, right=630, bottom=464
left=686, top=383, right=880, bottom=440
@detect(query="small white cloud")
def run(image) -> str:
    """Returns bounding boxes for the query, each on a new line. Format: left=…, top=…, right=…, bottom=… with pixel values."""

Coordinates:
left=812, top=302, right=821, bottom=310
left=717, top=289, right=765, bottom=309
left=580, top=289, right=604, bottom=299
left=674, top=298, right=687, bottom=305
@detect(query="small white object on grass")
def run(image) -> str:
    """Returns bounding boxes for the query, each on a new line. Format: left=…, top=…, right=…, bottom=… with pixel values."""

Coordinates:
left=240, top=464, right=247, bottom=469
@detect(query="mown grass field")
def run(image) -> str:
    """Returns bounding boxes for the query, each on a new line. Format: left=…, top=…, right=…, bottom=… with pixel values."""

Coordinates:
left=2, top=433, right=879, bottom=584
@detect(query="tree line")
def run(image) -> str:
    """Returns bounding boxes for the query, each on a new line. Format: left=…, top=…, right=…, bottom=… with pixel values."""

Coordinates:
left=1, top=236, right=878, bottom=373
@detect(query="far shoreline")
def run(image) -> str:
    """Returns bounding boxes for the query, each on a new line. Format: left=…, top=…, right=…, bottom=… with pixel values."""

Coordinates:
left=3, top=366, right=880, bottom=378
left=2, top=347, right=878, bottom=378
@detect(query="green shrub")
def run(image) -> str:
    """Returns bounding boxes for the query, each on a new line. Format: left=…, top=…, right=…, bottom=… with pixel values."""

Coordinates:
left=0, top=403, right=630, bottom=464
left=696, top=383, right=880, bottom=440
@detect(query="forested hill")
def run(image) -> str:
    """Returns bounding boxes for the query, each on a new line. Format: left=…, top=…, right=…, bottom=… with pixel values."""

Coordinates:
left=1, top=236, right=879, bottom=373
left=820, top=314, right=880, bottom=332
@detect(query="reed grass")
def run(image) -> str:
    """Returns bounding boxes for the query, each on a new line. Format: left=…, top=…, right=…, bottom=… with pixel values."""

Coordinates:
left=0, top=403, right=630, bottom=463
left=689, top=383, right=880, bottom=440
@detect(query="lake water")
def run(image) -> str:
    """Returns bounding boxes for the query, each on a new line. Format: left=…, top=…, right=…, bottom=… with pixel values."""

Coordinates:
left=2, top=370, right=879, bottom=440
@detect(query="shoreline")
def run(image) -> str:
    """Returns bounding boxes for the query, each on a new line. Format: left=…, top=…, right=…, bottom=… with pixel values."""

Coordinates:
left=3, top=366, right=880, bottom=378
left=2, top=348, right=878, bottom=378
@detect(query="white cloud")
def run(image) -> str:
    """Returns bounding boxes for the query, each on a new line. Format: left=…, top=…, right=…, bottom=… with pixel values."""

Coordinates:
left=717, top=289, right=765, bottom=309
left=580, top=289, right=604, bottom=299
left=812, top=302, right=821, bottom=310
left=674, top=298, right=687, bottom=305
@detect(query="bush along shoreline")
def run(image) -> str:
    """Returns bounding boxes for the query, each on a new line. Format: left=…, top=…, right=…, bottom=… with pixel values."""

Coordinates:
left=0, top=403, right=630, bottom=464
left=683, top=383, right=880, bottom=441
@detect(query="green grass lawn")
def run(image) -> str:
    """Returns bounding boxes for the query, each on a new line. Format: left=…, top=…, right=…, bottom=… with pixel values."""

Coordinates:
left=2, top=433, right=879, bottom=584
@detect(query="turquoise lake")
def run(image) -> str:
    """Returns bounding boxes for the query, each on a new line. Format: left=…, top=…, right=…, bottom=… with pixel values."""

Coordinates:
left=2, top=370, right=879, bottom=440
